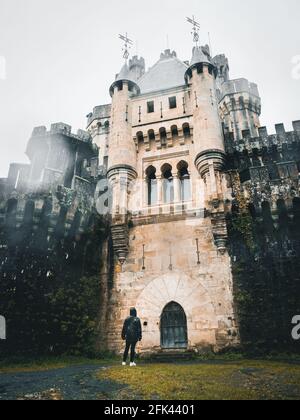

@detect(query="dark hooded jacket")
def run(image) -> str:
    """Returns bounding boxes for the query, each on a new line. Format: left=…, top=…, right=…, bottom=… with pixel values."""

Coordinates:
left=122, top=308, right=142, bottom=342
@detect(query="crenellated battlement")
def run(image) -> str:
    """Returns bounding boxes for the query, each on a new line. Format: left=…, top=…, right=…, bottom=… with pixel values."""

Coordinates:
left=86, top=105, right=111, bottom=128
left=31, top=123, right=94, bottom=145
left=226, top=121, right=300, bottom=214
left=225, top=121, right=300, bottom=155
left=221, top=78, right=260, bottom=99
left=0, top=184, right=98, bottom=250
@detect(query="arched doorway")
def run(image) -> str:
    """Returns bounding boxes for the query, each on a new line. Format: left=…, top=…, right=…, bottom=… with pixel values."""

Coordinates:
left=161, top=302, right=188, bottom=349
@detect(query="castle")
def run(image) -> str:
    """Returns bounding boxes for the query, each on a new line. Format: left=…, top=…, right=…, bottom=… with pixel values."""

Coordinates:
left=1, top=30, right=300, bottom=355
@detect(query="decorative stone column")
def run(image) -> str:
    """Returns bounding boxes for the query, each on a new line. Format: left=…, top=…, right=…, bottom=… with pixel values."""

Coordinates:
left=157, top=175, right=163, bottom=206
left=144, top=177, right=149, bottom=208
left=173, top=172, right=181, bottom=203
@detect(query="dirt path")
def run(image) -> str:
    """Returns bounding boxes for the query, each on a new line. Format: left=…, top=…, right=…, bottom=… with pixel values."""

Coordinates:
left=0, top=365, right=125, bottom=400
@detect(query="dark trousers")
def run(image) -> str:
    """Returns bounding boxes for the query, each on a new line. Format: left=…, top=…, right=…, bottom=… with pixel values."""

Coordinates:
left=123, top=341, right=137, bottom=363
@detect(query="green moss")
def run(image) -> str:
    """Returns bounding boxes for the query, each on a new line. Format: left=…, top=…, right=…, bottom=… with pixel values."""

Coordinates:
left=232, top=213, right=256, bottom=250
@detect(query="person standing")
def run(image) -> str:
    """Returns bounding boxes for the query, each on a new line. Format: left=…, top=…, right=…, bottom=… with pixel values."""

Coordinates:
left=121, top=308, right=142, bottom=367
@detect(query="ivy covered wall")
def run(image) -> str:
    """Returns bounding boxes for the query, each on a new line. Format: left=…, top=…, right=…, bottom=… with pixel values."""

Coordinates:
left=0, top=194, right=109, bottom=357
left=227, top=176, right=300, bottom=354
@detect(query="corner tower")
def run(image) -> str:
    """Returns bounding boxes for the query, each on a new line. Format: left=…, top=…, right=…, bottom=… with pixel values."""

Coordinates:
left=185, top=45, right=226, bottom=179
left=107, top=61, right=140, bottom=264
left=185, top=45, right=228, bottom=251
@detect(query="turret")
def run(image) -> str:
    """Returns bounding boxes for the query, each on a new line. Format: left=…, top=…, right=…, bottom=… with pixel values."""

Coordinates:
left=214, top=54, right=230, bottom=85
left=185, top=45, right=227, bottom=253
left=107, top=61, right=140, bottom=264
left=219, top=78, right=261, bottom=141
left=108, top=63, right=139, bottom=172
left=185, top=46, right=226, bottom=192
left=129, top=55, right=145, bottom=81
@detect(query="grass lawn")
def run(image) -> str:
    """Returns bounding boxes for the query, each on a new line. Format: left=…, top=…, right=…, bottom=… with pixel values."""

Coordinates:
left=98, top=360, right=300, bottom=400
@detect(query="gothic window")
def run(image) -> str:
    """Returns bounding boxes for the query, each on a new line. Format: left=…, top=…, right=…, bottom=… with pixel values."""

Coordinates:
left=146, top=166, right=157, bottom=206
left=178, top=161, right=191, bottom=202
left=169, top=96, right=177, bottom=109
left=161, top=164, right=174, bottom=204
left=183, top=123, right=191, bottom=138
left=147, top=101, right=155, bottom=113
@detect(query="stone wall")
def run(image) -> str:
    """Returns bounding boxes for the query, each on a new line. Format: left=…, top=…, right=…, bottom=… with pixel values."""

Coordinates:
left=104, top=215, right=238, bottom=355
left=226, top=123, right=300, bottom=353
left=0, top=187, right=109, bottom=356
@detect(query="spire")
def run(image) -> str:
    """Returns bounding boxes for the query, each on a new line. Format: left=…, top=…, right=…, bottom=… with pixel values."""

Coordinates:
left=190, top=45, right=214, bottom=67
left=116, top=62, right=131, bottom=81
left=109, top=33, right=141, bottom=96
left=119, top=33, right=133, bottom=62
left=186, top=16, right=200, bottom=47
left=185, top=16, right=216, bottom=81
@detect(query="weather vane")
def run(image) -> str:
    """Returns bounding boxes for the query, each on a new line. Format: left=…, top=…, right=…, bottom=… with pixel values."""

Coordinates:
left=119, top=33, right=133, bottom=61
left=186, top=16, right=200, bottom=46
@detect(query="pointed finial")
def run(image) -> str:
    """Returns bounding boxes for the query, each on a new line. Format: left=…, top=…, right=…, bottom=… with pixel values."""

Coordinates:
left=119, top=33, right=133, bottom=61
left=186, top=16, right=200, bottom=47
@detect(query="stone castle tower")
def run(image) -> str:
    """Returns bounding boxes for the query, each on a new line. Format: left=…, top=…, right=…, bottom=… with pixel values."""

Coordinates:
left=86, top=40, right=262, bottom=354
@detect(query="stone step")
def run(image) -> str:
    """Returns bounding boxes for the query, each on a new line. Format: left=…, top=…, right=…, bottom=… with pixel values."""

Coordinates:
left=147, top=351, right=196, bottom=363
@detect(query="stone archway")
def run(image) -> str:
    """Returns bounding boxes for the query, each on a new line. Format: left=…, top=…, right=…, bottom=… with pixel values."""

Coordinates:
left=135, top=272, right=218, bottom=350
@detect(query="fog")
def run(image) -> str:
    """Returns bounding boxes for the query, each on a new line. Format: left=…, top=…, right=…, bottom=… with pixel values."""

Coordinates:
left=0, top=0, right=300, bottom=177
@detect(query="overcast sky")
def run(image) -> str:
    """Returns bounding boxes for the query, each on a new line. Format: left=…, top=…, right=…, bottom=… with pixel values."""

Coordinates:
left=0, top=0, right=300, bottom=177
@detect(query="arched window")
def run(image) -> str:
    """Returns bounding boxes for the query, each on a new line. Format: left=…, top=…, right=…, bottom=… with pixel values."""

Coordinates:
left=177, top=161, right=191, bottom=202
left=231, top=98, right=236, bottom=109
left=146, top=166, right=157, bottom=206
left=148, top=129, right=155, bottom=142
left=159, top=127, right=167, bottom=146
left=161, top=164, right=174, bottom=204
left=171, top=125, right=178, bottom=139
left=137, top=131, right=144, bottom=143
left=183, top=123, right=191, bottom=138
